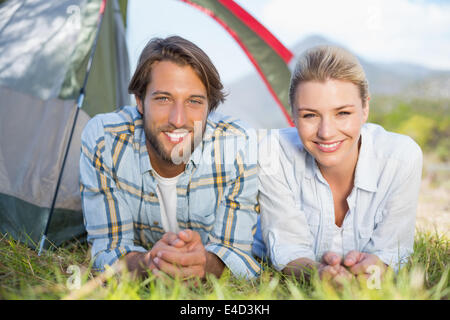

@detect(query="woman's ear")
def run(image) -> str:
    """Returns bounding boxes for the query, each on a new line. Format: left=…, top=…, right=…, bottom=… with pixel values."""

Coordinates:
left=362, top=97, right=370, bottom=123
left=291, top=104, right=298, bottom=127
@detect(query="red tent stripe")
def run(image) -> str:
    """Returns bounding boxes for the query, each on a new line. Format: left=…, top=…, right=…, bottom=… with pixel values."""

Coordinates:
left=218, top=0, right=293, bottom=63
left=179, top=0, right=294, bottom=126
left=99, top=0, right=107, bottom=14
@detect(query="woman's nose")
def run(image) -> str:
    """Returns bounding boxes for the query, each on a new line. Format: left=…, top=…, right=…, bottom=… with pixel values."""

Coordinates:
left=317, top=117, right=336, bottom=140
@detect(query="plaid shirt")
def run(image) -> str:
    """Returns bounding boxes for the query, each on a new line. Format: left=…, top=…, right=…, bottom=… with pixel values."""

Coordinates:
left=80, top=106, right=260, bottom=278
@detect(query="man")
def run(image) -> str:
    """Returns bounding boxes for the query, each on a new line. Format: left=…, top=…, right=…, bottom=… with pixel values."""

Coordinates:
left=80, top=36, right=260, bottom=280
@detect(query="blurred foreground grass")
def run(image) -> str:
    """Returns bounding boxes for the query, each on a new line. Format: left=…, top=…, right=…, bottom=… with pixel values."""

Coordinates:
left=0, top=230, right=448, bottom=300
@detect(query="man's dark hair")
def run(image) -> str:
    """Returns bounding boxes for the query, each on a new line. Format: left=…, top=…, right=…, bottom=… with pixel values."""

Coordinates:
left=128, top=36, right=226, bottom=113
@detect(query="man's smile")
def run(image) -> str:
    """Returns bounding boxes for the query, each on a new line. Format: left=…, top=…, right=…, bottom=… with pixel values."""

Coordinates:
left=163, top=129, right=190, bottom=144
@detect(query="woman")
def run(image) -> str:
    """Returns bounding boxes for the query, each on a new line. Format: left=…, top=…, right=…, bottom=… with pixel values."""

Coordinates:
left=254, top=46, right=423, bottom=284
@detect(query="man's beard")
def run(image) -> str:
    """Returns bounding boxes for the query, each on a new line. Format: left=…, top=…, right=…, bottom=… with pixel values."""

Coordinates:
left=144, top=119, right=205, bottom=165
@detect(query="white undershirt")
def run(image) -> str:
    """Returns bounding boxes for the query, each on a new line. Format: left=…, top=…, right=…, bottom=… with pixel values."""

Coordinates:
left=330, top=224, right=344, bottom=258
left=153, top=171, right=181, bottom=233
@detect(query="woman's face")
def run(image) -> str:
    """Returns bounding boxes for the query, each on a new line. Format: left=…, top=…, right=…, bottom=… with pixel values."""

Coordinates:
left=293, top=79, right=369, bottom=172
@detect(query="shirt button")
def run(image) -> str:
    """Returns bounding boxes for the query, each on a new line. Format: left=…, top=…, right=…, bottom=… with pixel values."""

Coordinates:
left=153, top=221, right=159, bottom=226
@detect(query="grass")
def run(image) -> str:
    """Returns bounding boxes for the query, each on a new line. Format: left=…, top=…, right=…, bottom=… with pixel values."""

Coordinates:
left=0, top=230, right=448, bottom=300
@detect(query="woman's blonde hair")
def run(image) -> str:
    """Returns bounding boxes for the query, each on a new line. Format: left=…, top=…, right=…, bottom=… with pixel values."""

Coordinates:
left=289, top=45, right=369, bottom=108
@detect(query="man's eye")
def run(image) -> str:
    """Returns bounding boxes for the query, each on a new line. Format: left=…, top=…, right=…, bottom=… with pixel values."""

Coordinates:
left=189, top=99, right=203, bottom=105
left=338, top=111, right=351, bottom=116
left=155, top=96, right=169, bottom=102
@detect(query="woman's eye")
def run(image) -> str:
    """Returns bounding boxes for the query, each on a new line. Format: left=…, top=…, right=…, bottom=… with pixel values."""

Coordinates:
left=302, top=113, right=316, bottom=119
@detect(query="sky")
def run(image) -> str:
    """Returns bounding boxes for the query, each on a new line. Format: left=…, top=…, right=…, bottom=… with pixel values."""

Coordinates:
left=126, top=0, right=450, bottom=85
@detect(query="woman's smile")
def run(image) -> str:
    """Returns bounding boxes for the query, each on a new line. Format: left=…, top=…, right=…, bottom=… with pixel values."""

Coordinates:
left=314, top=140, right=344, bottom=153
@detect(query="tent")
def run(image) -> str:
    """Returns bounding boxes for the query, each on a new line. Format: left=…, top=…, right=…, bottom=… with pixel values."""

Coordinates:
left=0, top=0, right=293, bottom=249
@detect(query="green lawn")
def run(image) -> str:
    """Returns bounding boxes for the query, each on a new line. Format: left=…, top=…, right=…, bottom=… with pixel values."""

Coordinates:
left=0, top=230, right=448, bottom=300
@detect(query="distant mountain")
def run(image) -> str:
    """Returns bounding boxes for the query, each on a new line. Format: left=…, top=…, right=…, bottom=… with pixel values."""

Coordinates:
left=219, top=34, right=450, bottom=128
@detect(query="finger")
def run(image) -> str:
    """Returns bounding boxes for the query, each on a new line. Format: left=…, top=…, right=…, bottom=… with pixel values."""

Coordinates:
left=169, top=237, right=187, bottom=248
left=178, top=229, right=193, bottom=243
left=332, top=274, right=351, bottom=287
left=162, top=232, right=189, bottom=249
left=178, top=229, right=202, bottom=244
left=344, top=250, right=362, bottom=267
left=319, top=264, right=338, bottom=280
left=157, top=250, right=206, bottom=267
left=150, top=242, right=187, bottom=259
left=153, top=257, right=179, bottom=277
left=142, top=251, right=153, bottom=266
left=349, top=258, right=374, bottom=275
left=162, top=232, right=178, bottom=244
left=178, top=230, right=204, bottom=252
left=322, top=251, right=342, bottom=266
left=329, top=266, right=355, bottom=287
left=153, top=257, right=204, bottom=279
left=336, top=265, right=354, bottom=280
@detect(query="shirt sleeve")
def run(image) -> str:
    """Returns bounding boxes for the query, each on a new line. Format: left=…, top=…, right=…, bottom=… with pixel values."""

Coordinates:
left=205, top=135, right=261, bottom=279
left=363, top=141, right=423, bottom=272
left=258, top=132, right=316, bottom=271
left=79, top=116, right=146, bottom=272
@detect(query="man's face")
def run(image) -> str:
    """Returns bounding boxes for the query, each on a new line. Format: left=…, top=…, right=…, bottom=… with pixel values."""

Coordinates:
left=136, top=60, right=209, bottom=166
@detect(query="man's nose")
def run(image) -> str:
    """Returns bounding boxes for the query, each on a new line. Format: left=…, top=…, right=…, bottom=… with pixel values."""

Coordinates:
left=168, top=101, right=187, bottom=128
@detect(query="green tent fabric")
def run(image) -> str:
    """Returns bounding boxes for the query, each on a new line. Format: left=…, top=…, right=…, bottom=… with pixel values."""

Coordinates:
left=0, top=0, right=293, bottom=249
left=0, top=0, right=130, bottom=247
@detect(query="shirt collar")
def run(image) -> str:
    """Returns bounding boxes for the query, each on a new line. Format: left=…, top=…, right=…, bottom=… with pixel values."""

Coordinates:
left=190, top=140, right=203, bottom=167
left=353, top=124, right=378, bottom=192
left=139, top=127, right=152, bottom=174
left=189, top=119, right=216, bottom=168
left=304, top=150, right=316, bottom=180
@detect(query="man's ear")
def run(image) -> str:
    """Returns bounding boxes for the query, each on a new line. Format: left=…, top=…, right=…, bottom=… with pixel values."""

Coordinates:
left=136, top=95, right=144, bottom=115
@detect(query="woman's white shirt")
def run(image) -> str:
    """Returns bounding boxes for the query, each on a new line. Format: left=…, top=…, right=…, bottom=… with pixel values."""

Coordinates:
left=257, top=123, right=423, bottom=272
left=330, top=223, right=345, bottom=258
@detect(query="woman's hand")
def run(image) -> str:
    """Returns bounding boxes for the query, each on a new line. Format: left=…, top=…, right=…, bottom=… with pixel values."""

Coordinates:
left=343, top=250, right=388, bottom=278
left=319, top=251, right=354, bottom=286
